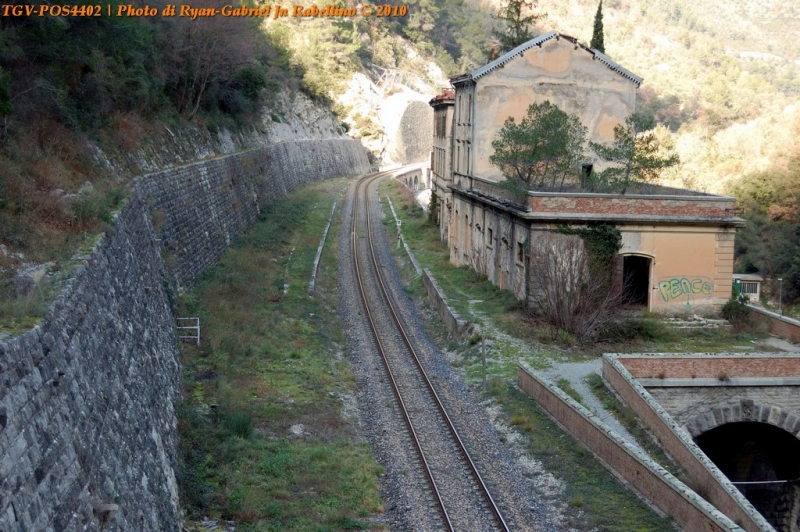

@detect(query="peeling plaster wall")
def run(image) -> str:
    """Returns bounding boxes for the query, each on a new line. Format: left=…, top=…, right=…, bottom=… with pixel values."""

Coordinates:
left=464, top=37, right=637, bottom=180
left=449, top=194, right=528, bottom=300
left=618, top=225, right=736, bottom=312
left=447, top=187, right=738, bottom=312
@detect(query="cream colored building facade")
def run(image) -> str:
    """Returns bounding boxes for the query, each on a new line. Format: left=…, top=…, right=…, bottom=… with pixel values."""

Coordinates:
left=430, top=31, right=743, bottom=313
left=450, top=182, right=743, bottom=313
left=448, top=31, right=641, bottom=186
left=430, top=89, right=455, bottom=241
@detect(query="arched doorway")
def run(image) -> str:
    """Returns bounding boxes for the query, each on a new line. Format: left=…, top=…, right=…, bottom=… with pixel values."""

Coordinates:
left=622, top=255, right=651, bottom=307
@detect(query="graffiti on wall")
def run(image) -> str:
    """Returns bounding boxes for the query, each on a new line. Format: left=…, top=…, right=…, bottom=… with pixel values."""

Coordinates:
left=657, top=276, right=714, bottom=309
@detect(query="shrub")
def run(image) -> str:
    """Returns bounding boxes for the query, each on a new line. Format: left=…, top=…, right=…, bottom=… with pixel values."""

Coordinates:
left=721, top=293, right=751, bottom=330
left=599, top=317, right=672, bottom=343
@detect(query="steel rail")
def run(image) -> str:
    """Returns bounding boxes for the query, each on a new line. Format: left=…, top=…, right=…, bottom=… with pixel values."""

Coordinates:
left=353, top=170, right=511, bottom=531
left=351, top=170, right=455, bottom=531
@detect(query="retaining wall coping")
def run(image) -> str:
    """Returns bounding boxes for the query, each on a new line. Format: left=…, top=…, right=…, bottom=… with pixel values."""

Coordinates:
left=602, top=354, right=775, bottom=532
left=638, top=377, right=800, bottom=387
left=612, top=352, right=800, bottom=360
left=748, top=305, right=800, bottom=327
left=517, top=362, right=746, bottom=532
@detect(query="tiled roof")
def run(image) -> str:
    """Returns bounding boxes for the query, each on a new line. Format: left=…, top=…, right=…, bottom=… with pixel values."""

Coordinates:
left=450, top=30, right=643, bottom=86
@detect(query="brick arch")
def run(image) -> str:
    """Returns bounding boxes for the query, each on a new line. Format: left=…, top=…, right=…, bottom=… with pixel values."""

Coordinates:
left=683, top=399, right=800, bottom=440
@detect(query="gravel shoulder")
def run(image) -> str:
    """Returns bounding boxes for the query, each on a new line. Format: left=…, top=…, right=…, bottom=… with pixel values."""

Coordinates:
left=338, top=177, right=568, bottom=531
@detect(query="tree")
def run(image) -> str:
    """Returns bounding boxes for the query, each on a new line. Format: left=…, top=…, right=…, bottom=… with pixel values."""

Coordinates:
left=590, top=113, right=680, bottom=193
left=728, top=157, right=800, bottom=303
left=489, top=101, right=587, bottom=191
left=492, top=0, right=546, bottom=54
left=590, top=1, right=605, bottom=53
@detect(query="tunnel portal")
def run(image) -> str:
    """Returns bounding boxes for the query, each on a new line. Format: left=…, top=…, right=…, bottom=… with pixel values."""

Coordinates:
left=696, top=421, right=800, bottom=531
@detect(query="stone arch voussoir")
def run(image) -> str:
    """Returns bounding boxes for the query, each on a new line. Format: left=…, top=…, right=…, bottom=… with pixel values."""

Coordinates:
left=684, top=400, right=800, bottom=440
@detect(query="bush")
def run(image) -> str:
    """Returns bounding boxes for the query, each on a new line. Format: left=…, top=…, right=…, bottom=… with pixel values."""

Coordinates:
left=721, top=293, right=751, bottom=330
left=599, top=317, right=672, bottom=343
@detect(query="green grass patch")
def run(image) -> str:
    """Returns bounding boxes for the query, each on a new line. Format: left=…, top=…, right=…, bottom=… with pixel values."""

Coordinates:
left=555, top=378, right=584, bottom=406
left=586, top=373, right=683, bottom=478
left=494, top=381, right=675, bottom=531
left=177, top=177, right=384, bottom=530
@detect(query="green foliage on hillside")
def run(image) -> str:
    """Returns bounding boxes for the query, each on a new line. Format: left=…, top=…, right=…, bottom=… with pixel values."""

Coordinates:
left=0, top=0, right=302, bottom=277
left=539, top=0, right=800, bottom=192
left=1, top=0, right=292, bottom=131
left=727, top=154, right=800, bottom=303
left=492, top=0, right=546, bottom=54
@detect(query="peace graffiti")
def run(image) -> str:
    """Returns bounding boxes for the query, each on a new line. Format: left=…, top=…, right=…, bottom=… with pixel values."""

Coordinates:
left=658, top=277, right=714, bottom=303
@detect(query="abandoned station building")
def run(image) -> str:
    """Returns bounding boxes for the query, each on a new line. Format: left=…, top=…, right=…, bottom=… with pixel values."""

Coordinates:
left=429, top=31, right=743, bottom=313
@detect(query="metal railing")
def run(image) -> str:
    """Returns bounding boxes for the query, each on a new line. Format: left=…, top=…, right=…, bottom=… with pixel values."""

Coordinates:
left=177, top=317, right=200, bottom=346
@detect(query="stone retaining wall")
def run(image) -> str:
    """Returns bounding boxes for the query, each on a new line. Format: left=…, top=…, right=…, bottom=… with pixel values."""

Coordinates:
left=0, top=138, right=369, bottom=531
left=517, top=364, right=750, bottom=532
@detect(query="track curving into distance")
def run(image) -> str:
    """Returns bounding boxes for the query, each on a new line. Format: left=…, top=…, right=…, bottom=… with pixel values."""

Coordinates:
left=350, top=170, right=511, bottom=532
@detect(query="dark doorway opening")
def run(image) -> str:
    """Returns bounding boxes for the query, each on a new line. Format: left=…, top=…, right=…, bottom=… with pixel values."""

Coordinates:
left=622, top=255, right=650, bottom=306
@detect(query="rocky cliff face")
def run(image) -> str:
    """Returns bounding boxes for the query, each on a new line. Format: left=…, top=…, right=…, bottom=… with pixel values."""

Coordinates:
left=0, top=96, right=369, bottom=531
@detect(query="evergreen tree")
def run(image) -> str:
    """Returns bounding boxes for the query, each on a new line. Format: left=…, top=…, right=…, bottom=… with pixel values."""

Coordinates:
left=590, top=1, right=605, bottom=53
left=590, top=113, right=680, bottom=194
left=490, top=101, right=587, bottom=191
left=492, top=0, right=546, bottom=54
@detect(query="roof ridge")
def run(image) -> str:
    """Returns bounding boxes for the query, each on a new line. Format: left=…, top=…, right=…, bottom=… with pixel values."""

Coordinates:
left=451, top=30, right=642, bottom=86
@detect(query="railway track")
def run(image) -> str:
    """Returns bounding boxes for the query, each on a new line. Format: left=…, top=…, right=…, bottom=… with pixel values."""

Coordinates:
left=350, top=170, right=511, bottom=532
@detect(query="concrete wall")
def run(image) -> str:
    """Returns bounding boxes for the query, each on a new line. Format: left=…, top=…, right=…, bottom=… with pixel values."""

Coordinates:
left=602, top=355, right=774, bottom=532
left=749, top=307, right=800, bottom=343
left=618, top=225, right=735, bottom=312
left=450, top=193, right=529, bottom=299
left=517, top=364, right=748, bottom=532
left=0, top=138, right=369, bottom=531
left=462, top=36, right=637, bottom=181
left=421, top=269, right=469, bottom=339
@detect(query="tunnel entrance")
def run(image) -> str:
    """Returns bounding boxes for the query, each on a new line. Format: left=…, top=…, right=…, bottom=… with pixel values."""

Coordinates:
left=696, top=422, right=800, bottom=531
left=622, top=255, right=650, bottom=306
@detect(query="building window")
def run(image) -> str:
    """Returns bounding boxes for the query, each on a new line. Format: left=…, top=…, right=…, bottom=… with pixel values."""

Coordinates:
left=516, top=242, right=524, bottom=264
left=740, top=282, right=758, bottom=295
left=487, top=227, right=493, bottom=248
